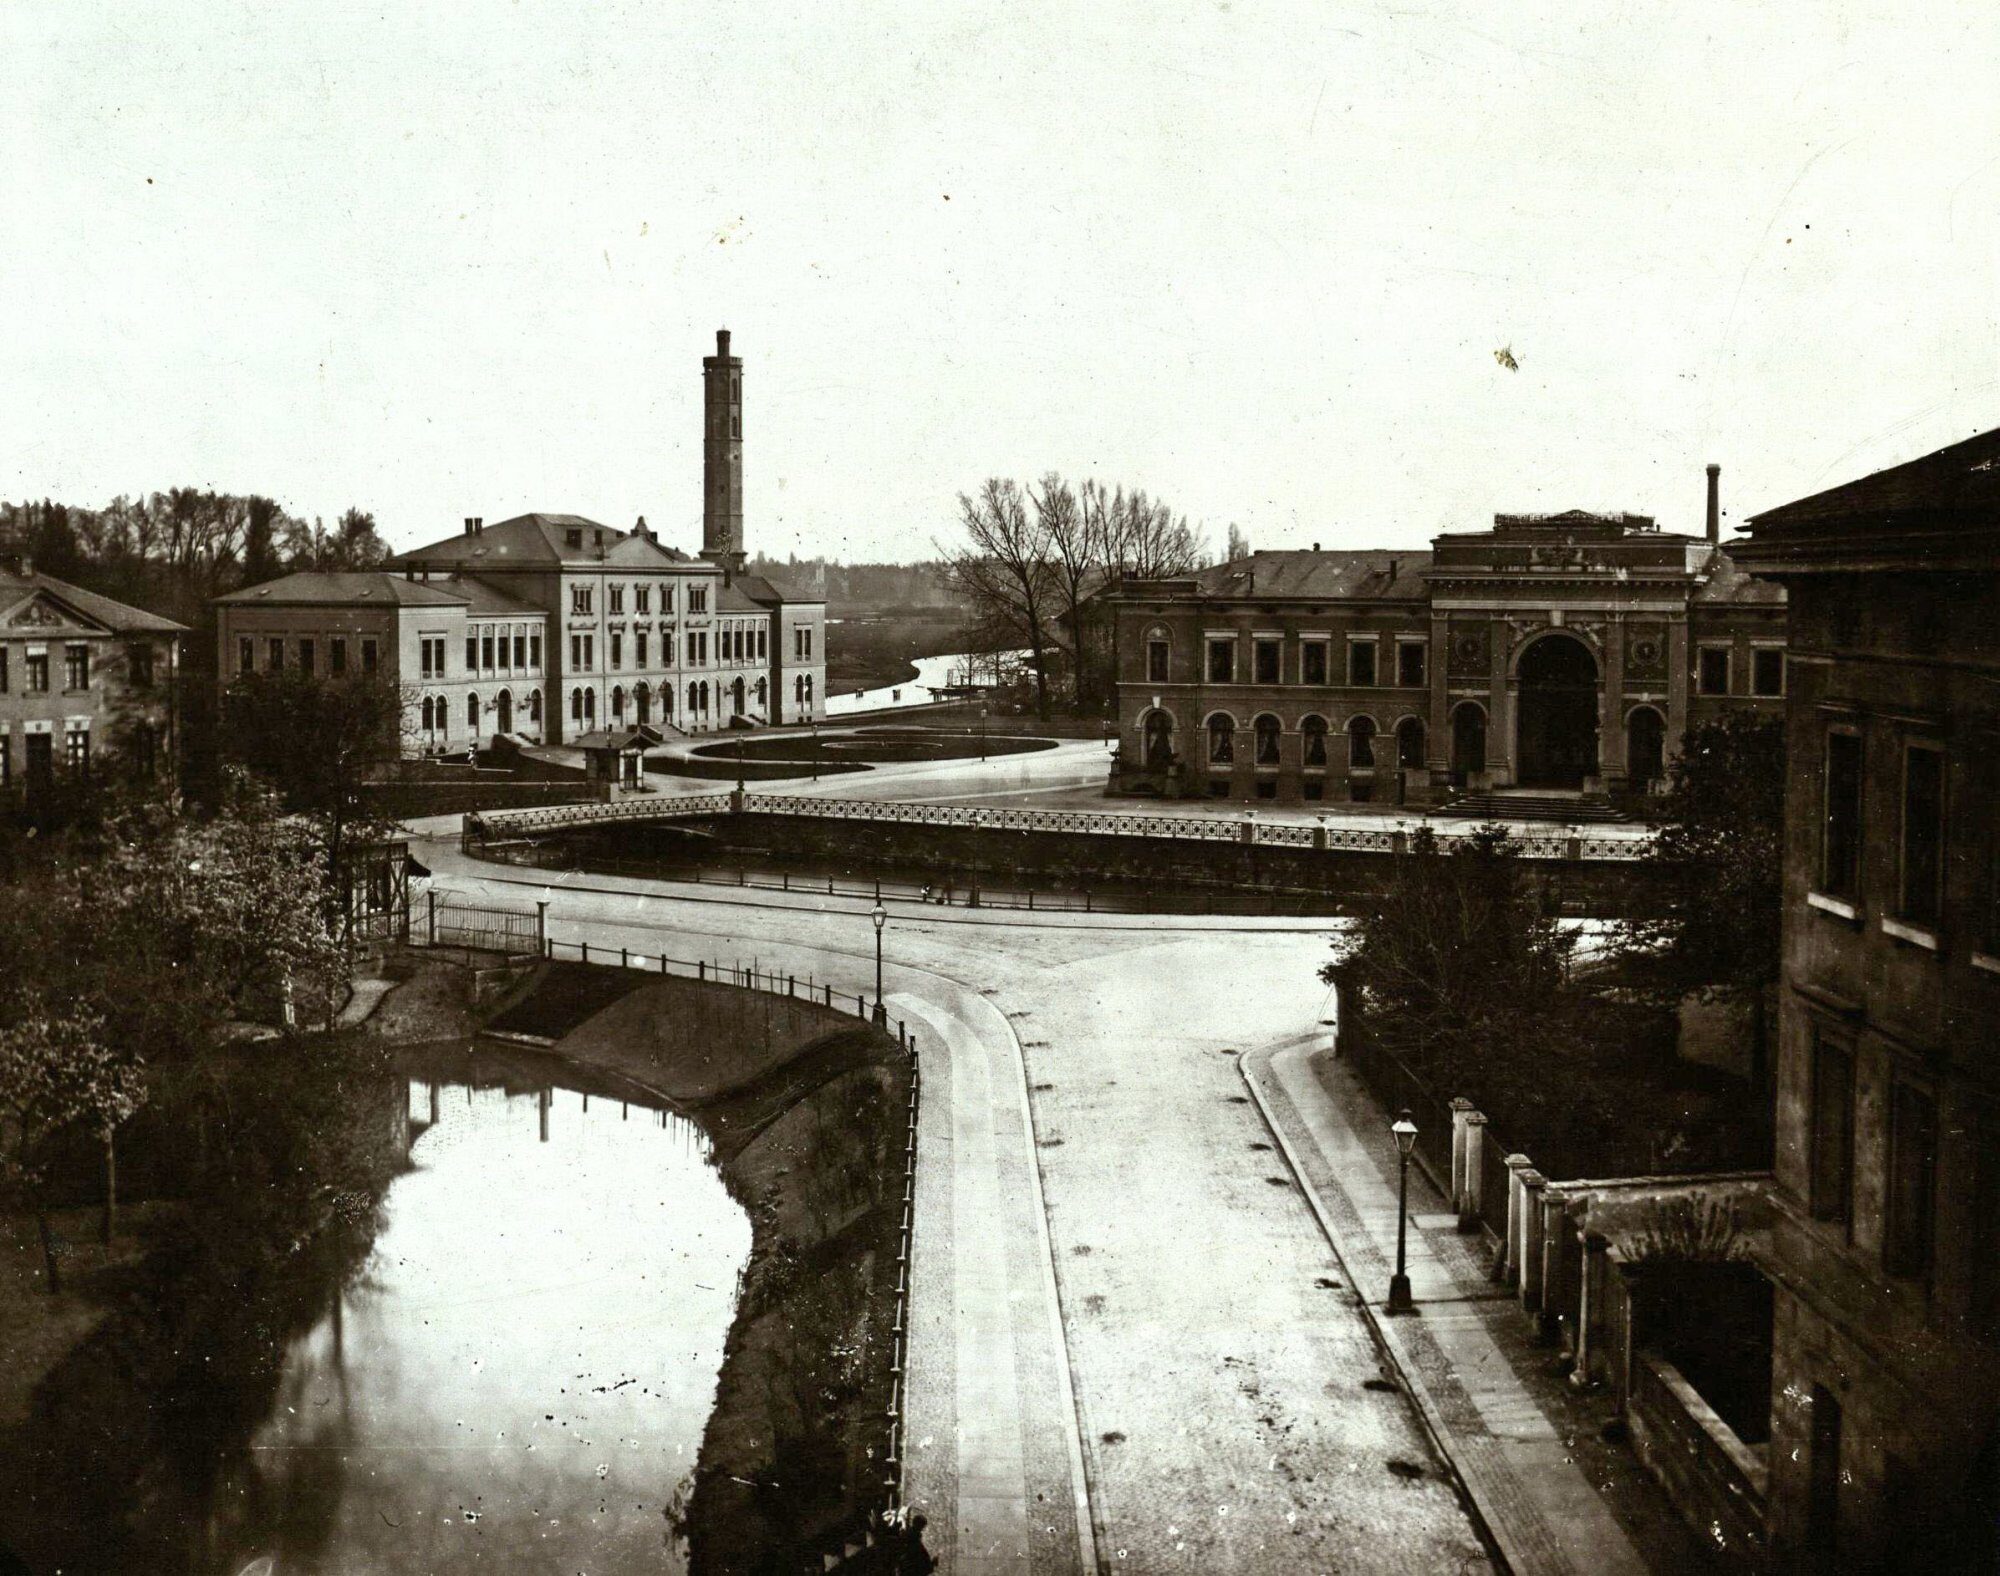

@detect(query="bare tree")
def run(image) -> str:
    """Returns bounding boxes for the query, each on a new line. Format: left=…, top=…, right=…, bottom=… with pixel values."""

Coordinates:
left=939, top=478, right=1057, bottom=717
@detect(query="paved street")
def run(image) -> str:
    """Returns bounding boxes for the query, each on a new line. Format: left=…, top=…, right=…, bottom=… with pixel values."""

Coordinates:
left=410, top=822, right=1494, bottom=1573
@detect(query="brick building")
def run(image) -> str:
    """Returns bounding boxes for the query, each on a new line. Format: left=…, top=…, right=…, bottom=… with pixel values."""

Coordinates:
left=213, top=331, right=825, bottom=753
left=1106, top=469, right=1785, bottom=807
left=1733, top=429, right=2000, bottom=1571
left=0, top=554, right=184, bottom=807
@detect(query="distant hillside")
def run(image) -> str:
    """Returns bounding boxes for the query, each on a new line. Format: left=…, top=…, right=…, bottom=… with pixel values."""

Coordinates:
left=744, top=556, right=964, bottom=618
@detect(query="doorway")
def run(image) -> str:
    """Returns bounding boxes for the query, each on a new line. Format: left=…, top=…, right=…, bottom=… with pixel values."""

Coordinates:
left=1515, top=634, right=1599, bottom=788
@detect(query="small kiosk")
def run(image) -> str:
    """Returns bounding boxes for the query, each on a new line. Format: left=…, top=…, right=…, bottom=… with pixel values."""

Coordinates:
left=575, top=726, right=663, bottom=799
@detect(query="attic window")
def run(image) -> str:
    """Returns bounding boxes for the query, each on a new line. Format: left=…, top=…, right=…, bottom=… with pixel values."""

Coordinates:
left=566, top=529, right=583, bottom=549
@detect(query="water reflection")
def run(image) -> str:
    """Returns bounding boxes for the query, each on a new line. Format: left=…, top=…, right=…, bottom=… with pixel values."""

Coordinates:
left=227, top=1074, right=750, bottom=1575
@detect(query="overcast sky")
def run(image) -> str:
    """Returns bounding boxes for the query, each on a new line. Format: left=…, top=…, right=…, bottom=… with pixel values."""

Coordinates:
left=5, top=1, right=1998, bottom=561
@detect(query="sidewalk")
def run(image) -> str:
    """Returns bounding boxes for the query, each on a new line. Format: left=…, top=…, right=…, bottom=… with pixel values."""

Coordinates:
left=1241, top=1037, right=1715, bottom=1576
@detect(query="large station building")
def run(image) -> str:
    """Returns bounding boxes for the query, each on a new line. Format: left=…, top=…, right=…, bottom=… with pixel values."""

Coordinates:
left=1106, top=468, right=1785, bottom=807
left=215, top=331, right=825, bottom=753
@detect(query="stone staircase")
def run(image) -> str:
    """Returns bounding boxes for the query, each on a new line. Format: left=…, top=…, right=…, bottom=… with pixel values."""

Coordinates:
left=1438, top=790, right=1627, bottom=824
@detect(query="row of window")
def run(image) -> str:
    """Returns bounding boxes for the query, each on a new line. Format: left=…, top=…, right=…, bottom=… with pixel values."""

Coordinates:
left=238, top=635, right=379, bottom=678
left=1814, top=721, right=1974, bottom=945
left=425, top=629, right=543, bottom=678
left=1181, top=635, right=1428, bottom=689
left=0, top=729, right=93, bottom=786
left=1697, top=643, right=1786, bottom=698
left=1197, top=712, right=1426, bottom=770
left=561, top=627, right=774, bottom=673
left=0, top=643, right=156, bottom=694
left=566, top=581, right=711, bottom=617
left=794, top=626, right=814, bottom=661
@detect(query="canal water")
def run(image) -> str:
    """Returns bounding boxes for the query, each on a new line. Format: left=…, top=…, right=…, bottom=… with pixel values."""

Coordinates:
left=223, top=1070, right=751, bottom=1575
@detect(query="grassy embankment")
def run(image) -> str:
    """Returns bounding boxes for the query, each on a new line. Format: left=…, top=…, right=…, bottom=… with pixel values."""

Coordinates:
left=825, top=609, right=975, bottom=693
left=488, top=961, right=912, bottom=1574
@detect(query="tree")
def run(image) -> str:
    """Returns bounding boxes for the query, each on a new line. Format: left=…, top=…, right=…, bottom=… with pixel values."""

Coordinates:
left=1615, top=713, right=1786, bottom=1085
left=939, top=479, right=1058, bottom=718
left=0, top=1000, right=146, bottom=1289
left=219, top=671, right=408, bottom=942
left=1225, top=521, right=1250, bottom=562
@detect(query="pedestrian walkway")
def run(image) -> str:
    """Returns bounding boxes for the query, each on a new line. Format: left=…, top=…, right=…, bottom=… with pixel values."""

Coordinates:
left=1242, top=1036, right=1685, bottom=1576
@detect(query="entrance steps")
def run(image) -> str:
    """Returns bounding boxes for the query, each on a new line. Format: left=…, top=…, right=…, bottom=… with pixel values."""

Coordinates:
left=1439, top=790, right=1627, bottom=824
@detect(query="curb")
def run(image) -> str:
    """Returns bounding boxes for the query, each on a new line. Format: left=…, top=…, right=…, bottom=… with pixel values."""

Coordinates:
left=1238, top=1038, right=1513, bottom=1576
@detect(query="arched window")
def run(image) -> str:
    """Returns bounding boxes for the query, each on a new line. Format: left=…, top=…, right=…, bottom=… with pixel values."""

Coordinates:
left=794, top=675, right=804, bottom=703
left=804, top=675, right=814, bottom=704
left=467, top=692, right=479, bottom=730
left=662, top=685, right=674, bottom=717
left=732, top=676, right=746, bottom=715
left=1347, top=715, right=1377, bottom=768
left=435, top=696, right=449, bottom=740
left=1301, top=714, right=1328, bottom=767
left=688, top=681, right=700, bottom=714
left=528, top=689, right=542, bottom=724
left=572, top=688, right=584, bottom=723
left=755, top=677, right=767, bottom=710
left=635, top=683, right=651, bottom=725
left=1396, top=716, right=1425, bottom=769
left=1143, top=709, right=1175, bottom=769
left=699, top=681, right=710, bottom=714
left=1207, top=713, right=1235, bottom=765
left=1254, top=713, right=1281, bottom=766
left=583, top=687, right=596, bottom=724
left=496, top=690, right=513, bottom=734
left=611, top=685, right=625, bottom=720
left=421, top=695, right=434, bottom=733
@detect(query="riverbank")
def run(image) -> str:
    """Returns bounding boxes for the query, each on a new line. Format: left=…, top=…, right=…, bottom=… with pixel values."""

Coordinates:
left=481, top=961, right=914, bottom=1574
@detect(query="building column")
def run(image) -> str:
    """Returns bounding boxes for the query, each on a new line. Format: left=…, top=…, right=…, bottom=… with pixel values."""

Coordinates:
left=1665, top=615, right=1691, bottom=771
left=1571, top=1229, right=1609, bottom=1387
left=1597, top=615, right=1626, bottom=793
left=1501, top=1153, right=1533, bottom=1285
left=1426, top=611, right=1452, bottom=790
left=1518, top=1167, right=1547, bottom=1311
left=1459, top=1111, right=1488, bottom=1233
left=1449, top=1097, right=1476, bottom=1213
left=1486, top=620, right=1513, bottom=787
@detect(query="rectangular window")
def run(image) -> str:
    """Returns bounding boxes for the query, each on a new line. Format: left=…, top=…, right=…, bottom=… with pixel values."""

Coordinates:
left=1348, top=640, right=1377, bottom=687
left=1302, top=642, right=1328, bottom=686
left=64, top=643, right=89, bottom=690
left=481, top=633, right=495, bottom=671
left=514, top=634, right=527, bottom=668
left=1898, top=745, right=1945, bottom=927
left=497, top=631, right=511, bottom=670
left=570, top=634, right=582, bottom=669
left=128, top=643, right=154, bottom=686
left=1821, top=728, right=1863, bottom=901
left=239, top=637, right=254, bottom=676
left=530, top=634, right=541, bottom=670
left=757, top=627, right=767, bottom=660
left=26, top=652, right=48, bottom=692
left=663, top=633, right=674, bottom=667
left=609, top=584, right=624, bottom=614
left=1398, top=640, right=1427, bottom=689
left=65, top=730, right=89, bottom=777
left=1254, top=639, right=1281, bottom=685
left=0, top=648, right=8, bottom=693
left=330, top=637, right=346, bottom=674
left=584, top=635, right=594, bottom=670
left=611, top=632, right=623, bottom=669
left=1148, top=640, right=1169, bottom=683
left=1302, top=777, right=1323, bottom=802
left=1808, top=1035, right=1853, bottom=1225
left=362, top=639, right=378, bottom=674
left=1752, top=647, right=1784, bottom=697
left=298, top=639, right=314, bottom=676
left=636, top=631, right=648, bottom=668
left=1206, top=639, right=1235, bottom=684
left=1698, top=645, right=1731, bottom=695
left=662, top=583, right=675, bottom=614
left=1884, top=1081, right=1937, bottom=1280
left=570, top=585, right=593, bottom=615
left=635, top=585, right=650, bottom=614
left=466, top=635, right=478, bottom=672
left=267, top=638, right=284, bottom=673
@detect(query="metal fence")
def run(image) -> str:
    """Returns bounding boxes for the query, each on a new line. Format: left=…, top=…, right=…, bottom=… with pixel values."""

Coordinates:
left=466, top=788, right=1648, bottom=861
left=427, top=891, right=542, bottom=955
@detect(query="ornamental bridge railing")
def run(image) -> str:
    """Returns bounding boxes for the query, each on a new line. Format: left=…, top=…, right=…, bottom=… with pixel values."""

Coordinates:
left=462, top=790, right=1646, bottom=862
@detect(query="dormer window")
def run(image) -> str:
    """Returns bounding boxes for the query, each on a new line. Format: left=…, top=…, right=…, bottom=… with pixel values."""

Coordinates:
left=566, top=528, right=583, bottom=549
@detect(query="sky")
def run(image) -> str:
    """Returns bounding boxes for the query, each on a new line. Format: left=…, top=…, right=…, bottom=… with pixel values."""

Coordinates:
left=4, top=1, right=1998, bottom=562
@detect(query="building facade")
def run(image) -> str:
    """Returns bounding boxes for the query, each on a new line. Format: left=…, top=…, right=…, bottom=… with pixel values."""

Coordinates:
left=1, top=554, right=184, bottom=807
left=213, top=331, right=826, bottom=753
left=1734, top=430, right=2000, bottom=1572
left=1107, top=473, right=1785, bottom=806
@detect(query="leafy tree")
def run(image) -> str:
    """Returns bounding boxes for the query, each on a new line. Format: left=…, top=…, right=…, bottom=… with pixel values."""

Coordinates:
left=1616, top=713, right=1786, bottom=1083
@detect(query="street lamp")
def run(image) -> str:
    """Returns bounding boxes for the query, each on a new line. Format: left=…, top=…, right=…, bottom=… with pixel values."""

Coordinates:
left=1388, top=1108, right=1419, bottom=1314
left=870, top=901, right=888, bottom=1027
left=978, top=702, right=988, bottom=763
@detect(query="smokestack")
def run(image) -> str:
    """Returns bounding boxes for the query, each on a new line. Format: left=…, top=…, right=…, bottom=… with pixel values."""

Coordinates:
left=1705, top=464, right=1720, bottom=544
left=464, top=516, right=483, bottom=536
left=702, top=328, right=746, bottom=571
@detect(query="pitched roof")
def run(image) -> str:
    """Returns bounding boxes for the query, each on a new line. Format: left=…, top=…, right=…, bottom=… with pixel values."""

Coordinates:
left=395, top=514, right=694, bottom=569
left=215, top=572, right=470, bottom=608
left=1190, top=550, right=1433, bottom=601
left=1747, top=426, right=2000, bottom=531
left=453, top=576, right=548, bottom=618
left=0, top=566, right=187, bottom=633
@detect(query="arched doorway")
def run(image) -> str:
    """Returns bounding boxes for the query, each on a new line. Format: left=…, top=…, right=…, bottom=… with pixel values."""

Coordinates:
left=1515, top=634, right=1599, bottom=788
left=1627, top=706, right=1666, bottom=789
left=611, top=685, right=625, bottom=723
left=1142, top=709, right=1174, bottom=769
left=1396, top=716, right=1425, bottom=769
left=635, top=683, right=651, bottom=725
left=496, top=690, right=513, bottom=735
left=733, top=677, right=746, bottom=716
left=1450, top=702, right=1486, bottom=783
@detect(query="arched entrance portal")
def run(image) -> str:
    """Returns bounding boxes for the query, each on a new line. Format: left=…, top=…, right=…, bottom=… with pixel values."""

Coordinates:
left=496, top=690, right=513, bottom=735
left=1515, top=634, right=1599, bottom=788
left=1142, top=709, right=1174, bottom=769
left=1450, top=702, right=1486, bottom=783
left=1627, top=706, right=1666, bottom=790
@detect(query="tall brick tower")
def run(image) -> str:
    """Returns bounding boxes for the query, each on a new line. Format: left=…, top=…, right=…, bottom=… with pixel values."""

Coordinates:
left=702, top=328, right=746, bottom=571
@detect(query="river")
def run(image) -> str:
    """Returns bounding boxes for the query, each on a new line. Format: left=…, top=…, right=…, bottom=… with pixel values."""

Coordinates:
left=220, top=1070, right=751, bottom=1575
left=823, top=649, right=1024, bottom=717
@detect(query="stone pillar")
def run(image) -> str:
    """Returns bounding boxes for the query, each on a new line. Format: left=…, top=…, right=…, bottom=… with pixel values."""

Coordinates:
left=1597, top=615, right=1626, bottom=793
left=1449, top=1098, right=1475, bottom=1214
left=1312, top=815, right=1329, bottom=851
left=1665, top=618, right=1690, bottom=774
left=1427, top=612, right=1452, bottom=793
left=1571, top=1230, right=1609, bottom=1388
left=1540, top=1191, right=1573, bottom=1346
left=1519, top=1168, right=1548, bottom=1313
left=1459, top=1111, right=1488, bottom=1233
left=1501, top=1154, right=1533, bottom=1285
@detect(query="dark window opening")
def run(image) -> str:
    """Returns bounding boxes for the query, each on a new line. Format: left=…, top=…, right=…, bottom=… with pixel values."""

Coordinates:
left=1147, top=640, right=1169, bottom=682
left=1821, top=730, right=1863, bottom=900
left=1254, top=714, right=1280, bottom=765
left=1698, top=646, right=1731, bottom=695
left=1207, top=640, right=1234, bottom=684
left=1752, top=647, right=1784, bottom=697
left=1899, top=745, right=1944, bottom=927
left=1809, top=1035, right=1853, bottom=1226
left=1884, top=1082, right=1937, bottom=1281
left=1348, top=642, right=1377, bottom=687
left=1302, top=643, right=1328, bottom=685
left=298, top=639, right=314, bottom=676
left=1254, top=640, right=1280, bottom=685
left=1398, top=641, right=1426, bottom=688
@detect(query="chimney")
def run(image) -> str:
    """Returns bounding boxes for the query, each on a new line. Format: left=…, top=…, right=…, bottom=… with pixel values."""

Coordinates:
left=464, top=516, right=483, bottom=536
left=634, top=514, right=649, bottom=541
left=702, top=328, right=746, bottom=572
left=1705, top=464, right=1720, bottom=544
left=716, top=329, right=731, bottom=357
left=1312, top=541, right=1321, bottom=552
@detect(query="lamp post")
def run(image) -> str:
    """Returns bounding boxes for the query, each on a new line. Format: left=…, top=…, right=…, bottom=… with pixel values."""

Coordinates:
left=978, top=702, right=988, bottom=763
left=1388, top=1108, right=1418, bottom=1314
left=870, top=901, right=888, bottom=1027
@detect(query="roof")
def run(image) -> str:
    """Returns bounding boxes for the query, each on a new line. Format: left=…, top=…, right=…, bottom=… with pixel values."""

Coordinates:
left=215, top=572, right=470, bottom=608
left=1692, top=549, right=1785, bottom=605
left=572, top=726, right=664, bottom=751
left=395, top=514, right=694, bottom=570
left=453, top=576, right=548, bottom=618
left=1747, top=426, right=2000, bottom=532
left=0, top=566, right=187, bottom=633
left=1188, top=551, right=1434, bottom=601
